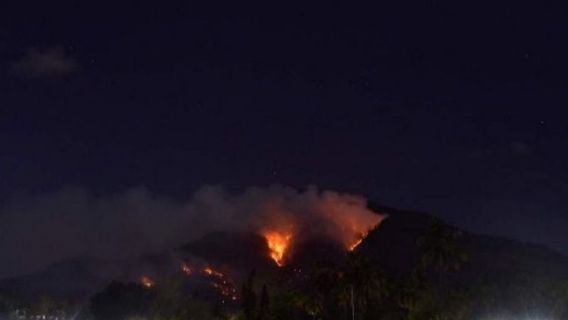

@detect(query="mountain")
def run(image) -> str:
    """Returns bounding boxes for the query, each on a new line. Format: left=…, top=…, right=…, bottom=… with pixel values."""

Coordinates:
left=2, top=205, right=568, bottom=307
left=178, top=231, right=275, bottom=275
left=361, top=205, right=568, bottom=283
left=0, top=253, right=187, bottom=303
left=0, top=257, right=116, bottom=303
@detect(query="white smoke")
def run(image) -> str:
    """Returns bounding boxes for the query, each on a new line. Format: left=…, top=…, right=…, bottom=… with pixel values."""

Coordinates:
left=0, top=185, right=383, bottom=279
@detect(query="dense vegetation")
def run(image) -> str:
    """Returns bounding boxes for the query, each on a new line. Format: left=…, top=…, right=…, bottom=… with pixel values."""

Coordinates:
left=2, top=218, right=568, bottom=320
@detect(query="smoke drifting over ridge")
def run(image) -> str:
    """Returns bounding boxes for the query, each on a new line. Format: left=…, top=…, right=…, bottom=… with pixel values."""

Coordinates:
left=0, top=185, right=384, bottom=279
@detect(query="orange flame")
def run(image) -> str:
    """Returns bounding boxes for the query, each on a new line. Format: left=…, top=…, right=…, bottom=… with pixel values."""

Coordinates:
left=263, top=230, right=292, bottom=267
left=141, top=276, right=154, bottom=288
left=254, top=191, right=384, bottom=263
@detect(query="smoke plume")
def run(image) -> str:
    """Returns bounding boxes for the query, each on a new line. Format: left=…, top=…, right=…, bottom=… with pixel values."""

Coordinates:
left=0, top=185, right=383, bottom=279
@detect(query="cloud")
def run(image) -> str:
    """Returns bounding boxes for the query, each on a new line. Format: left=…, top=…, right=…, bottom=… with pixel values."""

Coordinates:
left=0, top=185, right=382, bottom=279
left=10, top=46, right=80, bottom=78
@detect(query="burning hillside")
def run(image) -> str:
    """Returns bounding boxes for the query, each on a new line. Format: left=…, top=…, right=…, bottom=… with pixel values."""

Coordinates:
left=180, top=186, right=385, bottom=268
left=137, top=262, right=239, bottom=305
left=262, top=230, right=293, bottom=266
left=0, top=186, right=386, bottom=307
left=259, top=212, right=380, bottom=267
left=252, top=188, right=384, bottom=266
left=0, top=185, right=386, bottom=280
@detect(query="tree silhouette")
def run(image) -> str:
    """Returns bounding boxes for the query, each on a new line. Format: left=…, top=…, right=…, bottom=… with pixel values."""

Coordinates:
left=257, top=284, right=270, bottom=320
left=417, top=218, right=467, bottom=274
left=150, top=276, right=193, bottom=320
left=397, top=219, right=470, bottom=320
left=90, top=281, right=154, bottom=320
left=241, top=270, right=258, bottom=320
left=239, top=271, right=275, bottom=320
left=0, top=294, right=17, bottom=317
left=340, top=253, right=389, bottom=319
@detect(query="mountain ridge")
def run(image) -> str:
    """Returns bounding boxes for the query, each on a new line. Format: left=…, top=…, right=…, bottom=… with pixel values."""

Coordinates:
left=2, top=205, right=567, bottom=304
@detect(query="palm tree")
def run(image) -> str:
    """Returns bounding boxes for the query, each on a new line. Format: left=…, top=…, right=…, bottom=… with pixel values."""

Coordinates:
left=342, top=253, right=389, bottom=320
left=417, top=218, right=467, bottom=274
left=308, top=262, right=340, bottom=319
left=397, top=219, right=470, bottom=320
left=150, top=276, right=191, bottom=320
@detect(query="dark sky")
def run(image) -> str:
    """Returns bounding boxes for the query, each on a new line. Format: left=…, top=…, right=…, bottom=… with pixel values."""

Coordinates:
left=1, top=3, right=568, bottom=254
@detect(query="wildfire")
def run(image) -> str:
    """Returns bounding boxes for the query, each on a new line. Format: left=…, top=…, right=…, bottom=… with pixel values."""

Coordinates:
left=178, top=262, right=239, bottom=303
left=263, top=230, right=292, bottom=267
left=201, top=265, right=238, bottom=303
left=202, top=266, right=225, bottom=278
left=181, top=263, right=192, bottom=275
left=345, top=219, right=381, bottom=251
left=140, top=276, right=154, bottom=288
left=348, top=234, right=366, bottom=251
left=335, top=211, right=382, bottom=251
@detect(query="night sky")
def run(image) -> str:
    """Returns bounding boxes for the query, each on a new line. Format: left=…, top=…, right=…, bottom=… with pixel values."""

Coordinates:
left=1, top=3, right=568, bottom=258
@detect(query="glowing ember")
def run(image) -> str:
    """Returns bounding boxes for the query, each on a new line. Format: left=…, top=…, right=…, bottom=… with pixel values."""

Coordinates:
left=140, top=276, right=154, bottom=288
left=335, top=211, right=382, bottom=251
left=181, top=263, right=192, bottom=275
left=348, top=235, right=365, bottom=251
left=202, top=266, right=224, bottom=278
left=263, top=230, right=292, bottom=266
left=313, top=192, right=384, bottom=251
left=201, top=265, right=238, bottom=303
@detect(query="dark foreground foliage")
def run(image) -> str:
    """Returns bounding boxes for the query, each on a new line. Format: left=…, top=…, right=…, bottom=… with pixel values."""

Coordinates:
left=2, top=218, right=568, bottom=320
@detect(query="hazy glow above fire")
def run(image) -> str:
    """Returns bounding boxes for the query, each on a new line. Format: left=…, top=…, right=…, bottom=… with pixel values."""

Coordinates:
left=263, top=230, right=292, bottom=266
left=318, top=196, right=383, bottom=251
left=343, top=217, right=381, bottom=251
left=254, top=188, right=384, bottom=266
